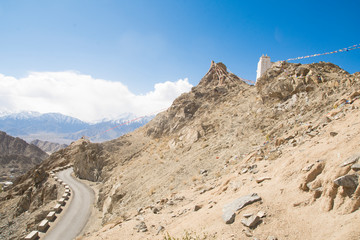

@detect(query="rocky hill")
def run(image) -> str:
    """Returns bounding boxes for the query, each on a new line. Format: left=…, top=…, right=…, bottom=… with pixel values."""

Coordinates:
left=0, top=131, right=48, bottom=182
left=1, top=60, right=360, bottom=240
left=30, top=139, right=68, bottom=154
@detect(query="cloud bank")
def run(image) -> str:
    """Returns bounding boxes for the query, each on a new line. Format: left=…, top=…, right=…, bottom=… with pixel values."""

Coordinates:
left=0, top=71, right=193, bottom=122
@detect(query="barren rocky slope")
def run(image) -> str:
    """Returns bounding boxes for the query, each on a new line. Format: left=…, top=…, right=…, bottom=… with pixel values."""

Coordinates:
left=1, top=60, right=360, bottom=240
left=0, top=131, right=48, bottom=182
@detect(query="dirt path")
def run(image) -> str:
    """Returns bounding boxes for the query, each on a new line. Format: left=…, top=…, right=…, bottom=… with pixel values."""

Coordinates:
left=43, top=168, right=94, bottom=240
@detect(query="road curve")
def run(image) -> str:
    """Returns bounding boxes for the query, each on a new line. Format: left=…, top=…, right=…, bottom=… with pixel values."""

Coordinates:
left=44, top=168, right=94, bottom=240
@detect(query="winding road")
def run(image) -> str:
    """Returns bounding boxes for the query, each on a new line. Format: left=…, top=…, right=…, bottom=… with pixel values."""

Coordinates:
left=44, top=168, right=94, bottom=240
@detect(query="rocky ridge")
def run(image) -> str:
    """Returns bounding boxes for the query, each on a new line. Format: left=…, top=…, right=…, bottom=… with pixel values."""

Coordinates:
left=1, top=60, right=360, bottom=239
left=0, top=131, right=48, bottom=182
left=30, top=139, right=68, bottom=154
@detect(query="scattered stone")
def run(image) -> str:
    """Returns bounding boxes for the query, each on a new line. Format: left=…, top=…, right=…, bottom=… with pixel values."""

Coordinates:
left=330, top=132, right=338, bottom=137
left=241, top=215, right=261, bottom=228
left=256, top=177, right=271, bottom=183
left=340, top=154, right=360, bottom=167
left=194, top=205, right=202, bottom=211
left=135, top=221, right=148, bottom=232
left=267, top=236, right=278, bottom=240
left=222, top=193, right=262, bottom=224
left=152, top=207, right=160, bottom=214
left=243, top=213, right=253, bottom=218
left=257, top=211, right=266, bottom=218
left=249, top=164, right=257, bottom=170
left=302, top=163, right=314, bottom=172
left=242, top=228, right=253, bottom=237
left=200, top=169, right=208, bottom=176
left=156, top=225, right=164, bottom=235
left=137, top=207, right=143, bottom=214
left=351, top=164, right=360, bottom=171
left=200, top=186, right=214, bottom=194
left=175, top=196, right=185, bottom=201
left=241, top=168, right=248, bottom=174
left=334, top=174, right=359, bottom=188
left=307, top=131, right=317, bottom=138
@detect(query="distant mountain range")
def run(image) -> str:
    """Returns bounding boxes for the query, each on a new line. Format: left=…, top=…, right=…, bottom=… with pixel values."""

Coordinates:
left=0, top=111, right=154, bottom=144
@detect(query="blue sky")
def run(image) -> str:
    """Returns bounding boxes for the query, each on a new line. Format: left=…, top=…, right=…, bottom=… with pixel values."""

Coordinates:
left=0, top=0, right=359, bottom=121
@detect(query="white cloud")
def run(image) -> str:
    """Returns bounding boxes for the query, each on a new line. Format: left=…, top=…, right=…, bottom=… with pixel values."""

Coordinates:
left=0, top=71, right=193, bottom=122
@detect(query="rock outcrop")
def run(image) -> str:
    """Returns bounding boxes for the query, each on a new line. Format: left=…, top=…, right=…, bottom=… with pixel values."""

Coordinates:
left=256, top=61, right=353, bottom=102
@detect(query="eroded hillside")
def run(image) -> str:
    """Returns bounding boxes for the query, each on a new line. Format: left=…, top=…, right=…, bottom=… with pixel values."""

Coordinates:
left=0, top=131, right=48, bottom=182
left=1, top=60, right=360, bottom=240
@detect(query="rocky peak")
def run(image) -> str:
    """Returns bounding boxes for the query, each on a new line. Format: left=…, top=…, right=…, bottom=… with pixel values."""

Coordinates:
left=198, top=61, right=247, bottom=89
left=146, top=61, right=252, bottom=138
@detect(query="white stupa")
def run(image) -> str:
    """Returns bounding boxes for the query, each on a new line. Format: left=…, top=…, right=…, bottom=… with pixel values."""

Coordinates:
left=256, top=54, right=272, bottom=80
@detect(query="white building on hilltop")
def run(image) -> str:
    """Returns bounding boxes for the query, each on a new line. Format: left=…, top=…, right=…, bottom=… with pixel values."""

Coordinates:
left=256, top=54, right=273, bottom=80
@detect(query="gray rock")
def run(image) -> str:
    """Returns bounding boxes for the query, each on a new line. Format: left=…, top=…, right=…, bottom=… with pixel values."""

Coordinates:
left=223, top=212, right=236, bottom=224
left=222, top=193, right=261, bottom=224
left=351, top=163, right=360, bottom=171
left=257, top=211, right=266, bottom=218
left=241, top=215, right=261, bottom=228
left=136, top=221, right=148, bottom=232
left=267, top=236, right=278, bottom=240
left=334, top=174, right=359, bottom=188
left=156, top=225, right=164, bottom=235
left=340, top=154, right=360, bottom=167
left=200, top=169, right=208, bottom=176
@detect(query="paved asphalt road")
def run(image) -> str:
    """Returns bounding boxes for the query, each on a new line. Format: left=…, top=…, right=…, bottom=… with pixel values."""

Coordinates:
left=44, top=168, right=94, bottom=240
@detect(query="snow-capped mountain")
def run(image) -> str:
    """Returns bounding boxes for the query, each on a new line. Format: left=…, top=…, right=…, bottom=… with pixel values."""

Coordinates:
left=0, top=111, right=154, bottom=144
